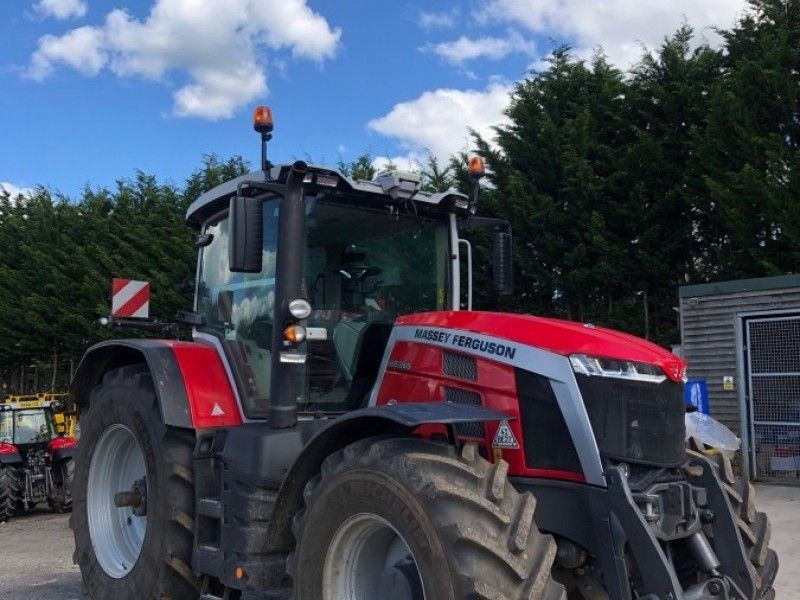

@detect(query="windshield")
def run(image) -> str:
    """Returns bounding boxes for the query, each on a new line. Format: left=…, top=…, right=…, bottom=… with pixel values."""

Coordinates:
left=300, top=198, right=450, bottom=411
left=0, top=409, right=54, bottom=444
left=305, top=199, right=450, bottom=315
left=195, top=192, right=451, bottom=415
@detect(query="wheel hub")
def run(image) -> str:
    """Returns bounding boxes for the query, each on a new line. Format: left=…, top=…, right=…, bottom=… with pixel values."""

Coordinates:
left=323, top=513, right=425, bottom=600
left=379, top=558, right=424, bottom=600
left=114, top=476, right=147, bottom=517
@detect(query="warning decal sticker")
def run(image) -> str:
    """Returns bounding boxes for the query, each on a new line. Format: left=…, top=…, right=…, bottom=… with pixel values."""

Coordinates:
left=492, top=420, right=520, bottom=449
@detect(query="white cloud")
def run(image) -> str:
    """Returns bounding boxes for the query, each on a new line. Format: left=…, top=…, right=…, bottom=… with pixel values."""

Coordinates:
left=0, top=182, right=34, bottom=199
left=27, top=26, right=106, bottom=80
left=479, top=0, right=748, bottom=67
left=425, top=30, right=535, bottom=64
left=25, top=0, right=341, bottom=119
left=417, top=9, right=458, bottom=30
left=368, top=83, right=513, bottom=163
left=35, top=0, right=87, bottom=20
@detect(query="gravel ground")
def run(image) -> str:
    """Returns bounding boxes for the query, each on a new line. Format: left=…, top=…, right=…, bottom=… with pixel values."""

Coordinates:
left=0, top=485, right=797, bottom=599
left=0, top=508, right=81, bottom=600
left=757, top=484, right=800, bottom=599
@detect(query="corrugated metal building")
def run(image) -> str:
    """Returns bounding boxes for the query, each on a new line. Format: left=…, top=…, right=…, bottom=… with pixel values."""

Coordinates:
left=680, top=274, right=800, bottom=483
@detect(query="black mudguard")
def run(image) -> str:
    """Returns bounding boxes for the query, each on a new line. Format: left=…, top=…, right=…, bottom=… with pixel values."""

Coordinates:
left=267, top=402, right=511, bottom=544
left=71, top=339, right=193, bottom=428
left=0, top=450, right=22, bottom=465
left=51, top=447, right=74, bottom=463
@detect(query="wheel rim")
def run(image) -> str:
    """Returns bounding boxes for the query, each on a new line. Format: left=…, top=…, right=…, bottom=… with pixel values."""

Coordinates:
left=87, top=424, right=147, bottom=578
left=323, top=513, right=425, bottom=600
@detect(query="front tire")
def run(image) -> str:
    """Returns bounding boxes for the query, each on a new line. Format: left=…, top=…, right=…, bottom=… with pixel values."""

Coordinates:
left=289, top=437, right=565, bottom=600
left=72, top=365, right=200, bottom=600
left=707, top=453, right=779, bottom=599
left=0, top=463, right=20, bottom=522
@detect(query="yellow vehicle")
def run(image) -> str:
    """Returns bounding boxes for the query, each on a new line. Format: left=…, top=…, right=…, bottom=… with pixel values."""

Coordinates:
left=3, top=393, right=78, bottom=438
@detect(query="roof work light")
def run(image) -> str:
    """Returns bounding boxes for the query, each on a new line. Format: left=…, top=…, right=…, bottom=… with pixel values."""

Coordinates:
left=253, top=106, right=274, bottom=135
left=467, top=155, right=486, bottom=213
left=253, top=105, right=274, bottom=178
left=468, top=155, right=486, bottom=179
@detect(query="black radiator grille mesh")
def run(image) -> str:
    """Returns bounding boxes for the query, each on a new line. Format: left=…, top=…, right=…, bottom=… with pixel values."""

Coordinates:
left=445, top=387, right=484, bottom=438
left=577, top=375, right=685, bottom=467
left=443, top=351, right=478, bottom=381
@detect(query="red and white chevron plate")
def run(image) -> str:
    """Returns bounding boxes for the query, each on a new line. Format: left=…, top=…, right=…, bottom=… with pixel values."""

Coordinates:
left=111, top=278, right=150, bottom=319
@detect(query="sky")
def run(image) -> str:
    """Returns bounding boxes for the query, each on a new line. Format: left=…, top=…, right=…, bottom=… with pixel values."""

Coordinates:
left=1, top=0, right=751, bottom=199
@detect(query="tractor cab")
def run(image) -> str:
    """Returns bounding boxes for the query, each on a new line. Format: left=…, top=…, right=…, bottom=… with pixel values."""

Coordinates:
left=189, top=169, right=459, bottom=419
left=185, top=112, right=510, bottom=421
left=0, top=401, right=57, bottom=458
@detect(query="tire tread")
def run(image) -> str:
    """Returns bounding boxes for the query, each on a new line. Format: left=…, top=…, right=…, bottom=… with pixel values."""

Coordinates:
left=708, top=453, right=778, bottom=599
left=0, top=464, right=20, bottom=522
left=289, top=437, right=566, bottom=599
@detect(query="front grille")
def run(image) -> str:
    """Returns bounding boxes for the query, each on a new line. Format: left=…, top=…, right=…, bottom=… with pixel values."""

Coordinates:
left=577, top=375, right=686, bottom=467
left=444, top=387, right=484, bottom=438
left=443, top=351, right=477, bottom=381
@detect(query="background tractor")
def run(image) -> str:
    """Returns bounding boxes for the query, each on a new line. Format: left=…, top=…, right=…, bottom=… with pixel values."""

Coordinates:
left=70, top=107, right=778, bottom=599
left=0, top=396, right=76, bottom=520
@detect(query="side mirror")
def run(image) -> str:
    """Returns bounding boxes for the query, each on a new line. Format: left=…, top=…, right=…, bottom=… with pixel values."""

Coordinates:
left=229, top=194, right=264, bottom=272
left=493, top=231, right=513, bottom=295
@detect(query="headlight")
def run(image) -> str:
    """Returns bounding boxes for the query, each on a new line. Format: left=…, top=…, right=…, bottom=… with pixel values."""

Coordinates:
left=288, top=298, right=312, bottom=319
left=569, top=354, right=666, bottom=383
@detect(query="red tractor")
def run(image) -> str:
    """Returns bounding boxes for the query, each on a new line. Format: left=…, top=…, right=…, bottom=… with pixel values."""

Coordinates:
left=0, top=399, right=76, bottom=520
left=70, top=107, right=778, bottom=599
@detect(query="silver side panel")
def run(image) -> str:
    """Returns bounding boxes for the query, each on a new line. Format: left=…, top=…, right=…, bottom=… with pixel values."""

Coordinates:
left=368, top=324, right=606, bottom=486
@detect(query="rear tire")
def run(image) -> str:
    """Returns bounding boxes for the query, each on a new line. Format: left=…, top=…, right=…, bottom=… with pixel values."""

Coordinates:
left=49, top=457, right=74, bottom=513
left=0, top=463, right=20, bottom=522
left=289, top=437, right=565, bottom=599
left=72, top=364, right=200, bottom=600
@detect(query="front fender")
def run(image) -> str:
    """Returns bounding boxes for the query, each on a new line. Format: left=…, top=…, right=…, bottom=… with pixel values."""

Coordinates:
left=265, top=402, right=509, bottom=549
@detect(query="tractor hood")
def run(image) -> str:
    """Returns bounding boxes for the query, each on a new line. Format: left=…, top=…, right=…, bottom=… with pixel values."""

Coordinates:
left=396, top=311, right=686, bottom=382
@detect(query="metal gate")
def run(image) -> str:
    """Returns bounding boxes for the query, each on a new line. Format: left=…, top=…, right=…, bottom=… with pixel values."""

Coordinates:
left=746, top=315, right=800, bottom=483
